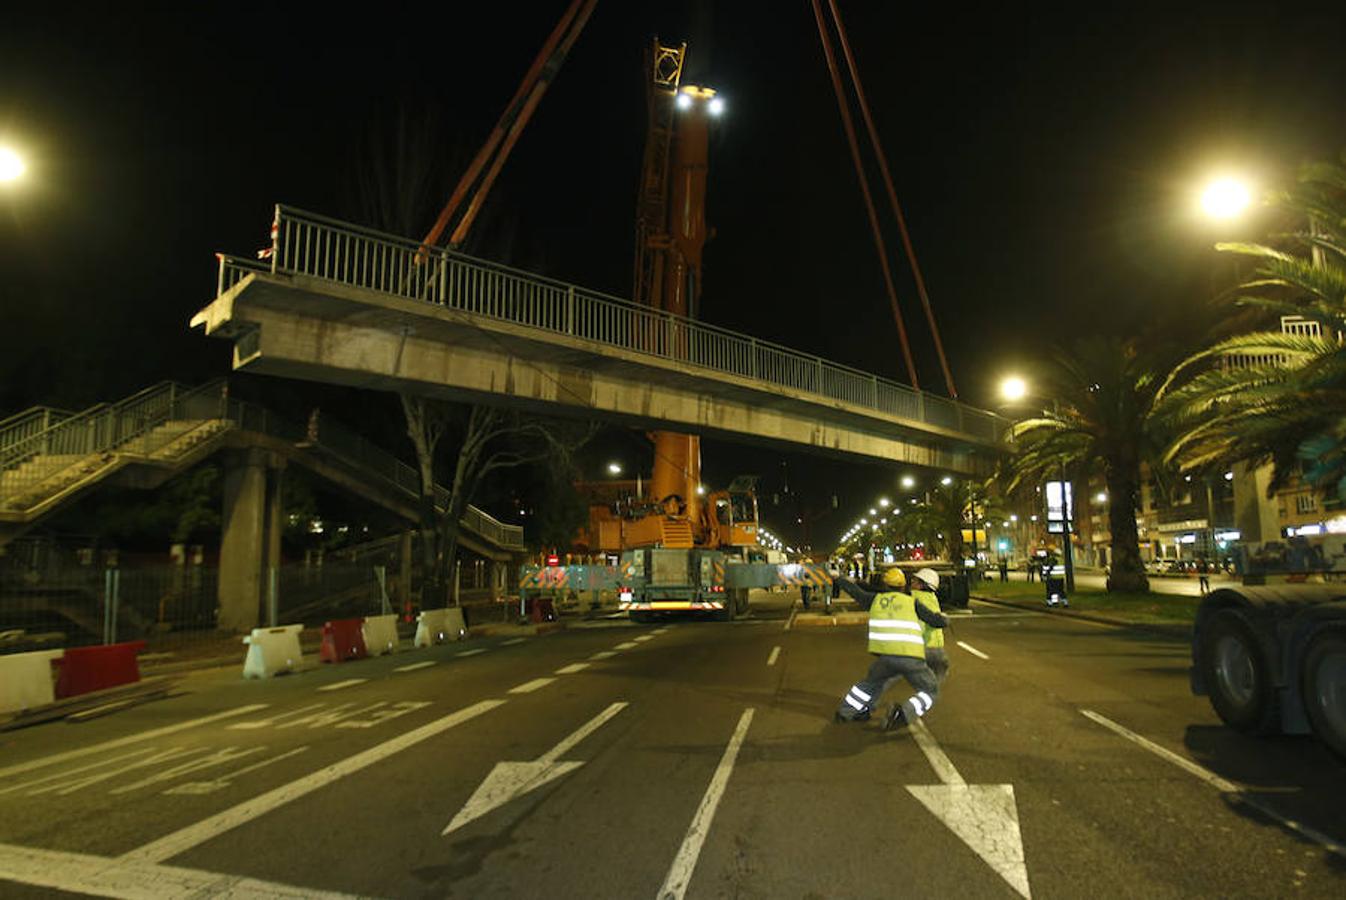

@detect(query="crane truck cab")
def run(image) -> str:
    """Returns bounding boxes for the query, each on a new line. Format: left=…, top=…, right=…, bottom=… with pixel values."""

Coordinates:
left=1191, top=584, right=1346, bottom=760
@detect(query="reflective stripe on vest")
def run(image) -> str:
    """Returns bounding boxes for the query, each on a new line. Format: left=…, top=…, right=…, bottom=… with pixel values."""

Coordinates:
left=867, top=591, right=926, bottom=658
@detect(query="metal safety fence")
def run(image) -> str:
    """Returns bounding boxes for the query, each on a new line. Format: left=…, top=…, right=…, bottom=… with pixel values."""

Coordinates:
left=217, top=205, right=1006, bottom=445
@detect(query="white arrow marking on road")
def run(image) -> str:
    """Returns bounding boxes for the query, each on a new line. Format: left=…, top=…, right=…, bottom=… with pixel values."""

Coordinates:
left=906, top=720, right=1032, bottom=899
left=443, top=702, right=628, bottom=836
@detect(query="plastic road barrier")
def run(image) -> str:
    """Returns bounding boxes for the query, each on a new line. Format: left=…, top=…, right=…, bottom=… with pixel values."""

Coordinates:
left=320, top=618, right=368, bottom=663
left=54, top=641, right=146, bottom=699
left=242, top=624, right=305, bottom=679
left=414, top=607, right=467, bottom=647
left=0, top=649, right=63, bottom=714
left=362, top=614, right=400, bottom=656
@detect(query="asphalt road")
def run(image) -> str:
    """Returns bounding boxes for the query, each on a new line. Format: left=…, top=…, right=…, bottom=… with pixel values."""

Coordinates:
left=0, top=592, right=1342, bottom=898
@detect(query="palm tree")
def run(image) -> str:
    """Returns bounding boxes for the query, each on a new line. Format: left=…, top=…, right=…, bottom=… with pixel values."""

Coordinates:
left=1001, top=336, right=1169, bottom=593
left=1159, top=154, right=1346, bottom=496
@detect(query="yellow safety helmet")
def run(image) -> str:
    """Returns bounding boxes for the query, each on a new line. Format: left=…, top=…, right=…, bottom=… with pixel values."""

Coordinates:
left=881, top=567, right=907, bottom=589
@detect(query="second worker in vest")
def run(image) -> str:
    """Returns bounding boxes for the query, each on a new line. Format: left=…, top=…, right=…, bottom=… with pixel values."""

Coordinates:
left=908, top=568, right=950, bottom=685
left=833, top=567, right=948, bottom=730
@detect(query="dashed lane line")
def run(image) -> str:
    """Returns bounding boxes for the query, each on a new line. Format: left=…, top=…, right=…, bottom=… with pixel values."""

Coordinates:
left=0, top=705, right=270, bottom=781
left=394, top=661, right=437, bottom=673
left=500, top=638, right=527, bottom=646
left=121, top=699, right=506, bottom=865
left=1080, top=709, right=1346, bottom=858
left=657, top=708, right=756, bottom=900
left=633, top=635, right=654, bottom=643
left=767, top=646, right=781, bottom=666
left=956, top=641, right=990, bottom=660
left=316, top=679, right=367, bottom=692
left=509, top=678, right=556, bottom=694
left=589, top=651, right=619, bottom=660
left=615, top=641, right=640, bottom=650
left=555, top=663, right=590, bottom=675
left=456, top=648, right=488, bottom=657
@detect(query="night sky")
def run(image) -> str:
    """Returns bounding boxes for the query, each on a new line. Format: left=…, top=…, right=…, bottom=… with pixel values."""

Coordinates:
left=3, top=2, right=1346, bottom=548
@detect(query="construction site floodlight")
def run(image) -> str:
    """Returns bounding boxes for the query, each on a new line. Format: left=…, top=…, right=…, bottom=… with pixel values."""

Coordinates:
left=675, top=92, right=693, bottom=110
left=707, top=96, right=725, bottom=116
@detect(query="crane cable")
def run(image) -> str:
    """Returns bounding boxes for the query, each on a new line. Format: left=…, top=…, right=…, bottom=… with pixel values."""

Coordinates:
left=826, top=0, right=958, bottom=399
left=809, top=0, right=919, bottom=390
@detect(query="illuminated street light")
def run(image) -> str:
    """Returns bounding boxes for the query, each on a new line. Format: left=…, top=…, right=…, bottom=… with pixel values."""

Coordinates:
left=1200, top=176, right=1253, bottom=221
left=878, top=498, right=890, bottom=508
left=940, top=476, right=953, bottom=486
left=1010, top=514, right=1018, bottom=522
left=1096, top=492, right=1108, bottom=503
left=870, top=508, right=877, bottom=515
left=999, top=375, right=1028, bottom=402
left=900, top=475, right=915, bottom=489
left=0, top=147, right=24, bottom=183
left=606, top=462, right=622, bottom=475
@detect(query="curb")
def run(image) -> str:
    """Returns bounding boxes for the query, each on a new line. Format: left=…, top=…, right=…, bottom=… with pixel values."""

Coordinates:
left=970, top=594, right=1192, bottom=638
left=791, top=612, right=868, bottom=627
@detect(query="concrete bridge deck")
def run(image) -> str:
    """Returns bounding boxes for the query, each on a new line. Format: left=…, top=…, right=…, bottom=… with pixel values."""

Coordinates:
left=193, top=206, right=1006, bottom=476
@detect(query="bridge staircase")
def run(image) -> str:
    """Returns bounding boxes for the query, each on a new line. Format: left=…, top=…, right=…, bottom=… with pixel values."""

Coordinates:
left=0, top=381, right=523, bottom=553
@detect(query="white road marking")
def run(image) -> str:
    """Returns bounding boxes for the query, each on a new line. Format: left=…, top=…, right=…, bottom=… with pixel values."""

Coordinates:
left=907, top=720, right=1031, bottom=898
left=444, top=702, right=628, bottom=835
left=110, top=747, right=263, bottom=795
left=652, top=627, right=670, bottom=634
left=657, top=708, right=755, bottom=900
left=229, top=704, right=327, bottom=730
left=121, top=699, right=506, bottom=864
left=336, top=700, right=432, bottom=729
left=615, top=641, right=640, bottom=650
left=956, top=641, right=990, bottom=660
left=456, top=648, right=488, bottom=657
left=589, top=650, right=619, bottom=660
left=509, top=678, right=556, bottom=694
left=165, top=747, right=311, bottom=796
left=633, top=635, right=654, bottom=643
left=316, top=679, right=366, bottom=692
left=0, top=704, right=269, bottom=781
left=394, top=660, right=437, bottom=672
left=1080, top=709, right=1346, bottom=857
left=30, top=747, right=201, bottom=797
left=0, top=841, right=358, bottom=899
left=501, top=638, right=527, bottom=646
left=555, top=662, right=590, bottom=674
left=783, top=609, right=797, bottom=631
left=767, top=646, right=781, bottom=666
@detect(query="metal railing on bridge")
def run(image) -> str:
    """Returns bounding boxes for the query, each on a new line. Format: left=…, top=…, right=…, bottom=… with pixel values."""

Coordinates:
left=0, top=381, right=523, bottom=550
left=217, top=205, right=1005, bottom=444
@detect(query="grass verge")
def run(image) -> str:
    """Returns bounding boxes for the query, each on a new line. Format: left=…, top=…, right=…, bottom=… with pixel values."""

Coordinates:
left=971, top=579, right=1200, bottom=625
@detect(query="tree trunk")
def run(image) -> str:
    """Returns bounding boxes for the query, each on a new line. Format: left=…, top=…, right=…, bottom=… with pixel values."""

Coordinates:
left=1104, top=460, right=1149, bottom=593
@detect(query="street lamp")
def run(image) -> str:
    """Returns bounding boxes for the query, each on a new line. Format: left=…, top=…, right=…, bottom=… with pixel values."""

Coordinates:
left=900, top=475, right=916, bottom=490
left=940, top=476, right=953, bottom=486
left=606, top=462, right=622, bottom=475
left=0, top=147, right=25, bottom=183
left=1000, top=374, right=1076, bottom=594
left=1199, top=176, right=1253, bottom=221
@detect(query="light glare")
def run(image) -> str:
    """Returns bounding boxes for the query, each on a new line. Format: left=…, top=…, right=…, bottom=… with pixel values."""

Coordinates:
left=1000, top=375, right=1027, bottom=402
left=1200, top=177, right=1252, bottom=220
left=0, top=147, right=24, bottom=182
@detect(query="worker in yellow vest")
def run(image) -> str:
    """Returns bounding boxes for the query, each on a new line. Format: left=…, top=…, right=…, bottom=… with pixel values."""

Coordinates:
left=833, top=567, right=947, bottom=729
left=909, top=568, right=950, bottom=685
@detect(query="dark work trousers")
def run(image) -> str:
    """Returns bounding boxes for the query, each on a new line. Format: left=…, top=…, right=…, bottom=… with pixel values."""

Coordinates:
left=837, top=654, right=940, bottom=722
left=925, top=648, right=950, bottom=685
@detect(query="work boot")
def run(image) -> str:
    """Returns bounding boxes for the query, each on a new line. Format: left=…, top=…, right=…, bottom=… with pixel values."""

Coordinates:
left=883, top=705, right=908, bottom=732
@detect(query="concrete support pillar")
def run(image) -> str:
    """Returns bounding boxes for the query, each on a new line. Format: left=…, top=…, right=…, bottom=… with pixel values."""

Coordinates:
left=218, top=449, right=285, bottom=633
left=398, top=531, right=414, bottom=614
left=1232, top=461, right=1280, bottom=543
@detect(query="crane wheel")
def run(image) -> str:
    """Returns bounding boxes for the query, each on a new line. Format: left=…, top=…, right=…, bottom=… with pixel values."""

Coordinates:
left=1302, top=631, right=1346, bottom=761
left=1200, top=608, right=1280, bottom=735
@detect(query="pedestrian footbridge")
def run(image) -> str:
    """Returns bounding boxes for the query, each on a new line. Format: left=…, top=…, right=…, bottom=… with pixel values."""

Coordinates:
left=193, top=207, right=1006, bottom=475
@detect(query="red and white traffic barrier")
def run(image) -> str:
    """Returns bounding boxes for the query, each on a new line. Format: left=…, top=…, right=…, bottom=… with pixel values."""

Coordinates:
left=0, top=649, right=63, bottom=714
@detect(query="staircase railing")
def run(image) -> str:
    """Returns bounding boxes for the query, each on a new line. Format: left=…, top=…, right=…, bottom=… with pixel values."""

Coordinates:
left=0, top=382, right=524, bottom=549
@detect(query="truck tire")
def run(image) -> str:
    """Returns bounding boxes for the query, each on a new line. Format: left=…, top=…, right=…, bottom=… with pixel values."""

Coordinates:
left=717, top=594, right=736, bottom=622
left=1200, top=608, right=1281, bottom=734
left=1301, top=632, right=1346, bottom=761
left=733, top=588, right=750, bottom=617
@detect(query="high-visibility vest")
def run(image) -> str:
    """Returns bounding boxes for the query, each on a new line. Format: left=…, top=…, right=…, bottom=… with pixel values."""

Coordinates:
left=866, top=591, right=926, bottom=658
left=912, top=589, right=944, bottom=650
